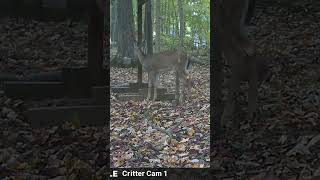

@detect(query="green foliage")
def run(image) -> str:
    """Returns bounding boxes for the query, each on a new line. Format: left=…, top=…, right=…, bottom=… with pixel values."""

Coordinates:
left=130, top=0, right=209, bottom=54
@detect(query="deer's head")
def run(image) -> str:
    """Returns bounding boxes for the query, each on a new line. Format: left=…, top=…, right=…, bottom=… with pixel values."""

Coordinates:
left=133, top=40, right=147, bottom=63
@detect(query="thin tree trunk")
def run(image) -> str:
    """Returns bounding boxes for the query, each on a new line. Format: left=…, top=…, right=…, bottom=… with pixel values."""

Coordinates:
left=137, top=0, right=143, bottom=85
left=145, top=0, right=153, bottom=55
left=177, top=0, right=184, bottom=49
left=165, top=0, right=169, bottom=35
left=155, top=0, right=161, bottom=52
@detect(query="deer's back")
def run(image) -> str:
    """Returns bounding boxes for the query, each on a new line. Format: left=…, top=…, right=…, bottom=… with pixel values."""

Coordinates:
left=143, top=50, right=188, bottom=71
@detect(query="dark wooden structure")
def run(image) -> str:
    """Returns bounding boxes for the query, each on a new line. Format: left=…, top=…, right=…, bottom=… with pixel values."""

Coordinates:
left=0, top=0, right=108, bottom=127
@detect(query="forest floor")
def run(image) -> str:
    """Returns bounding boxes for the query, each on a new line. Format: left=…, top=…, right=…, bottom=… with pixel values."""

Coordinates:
left=110, top=65, right=210, bottom=168
left=0, top=2, right=320, bottom=179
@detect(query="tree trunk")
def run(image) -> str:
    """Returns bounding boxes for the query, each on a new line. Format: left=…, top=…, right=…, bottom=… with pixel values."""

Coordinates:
left=137, top=0, right=143, bottom=85
left=175, top=0, right=184, bottom=101
left=155, top=0, right=161, bottom=52
left=145, top=0, right=153, bottom=55
left=111, top=0, right=118, bottom=43
left=165, top=0, right=169, bottom=35
left=117, top=0, right=134, bottom=58
left=177, top=0, right=184, bottom=49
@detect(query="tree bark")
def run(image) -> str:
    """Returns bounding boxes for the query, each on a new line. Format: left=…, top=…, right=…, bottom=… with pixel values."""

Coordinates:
left=177, top=0, right=184, bottom=49
left=155, top=0, right=161, bottom=52
left=137, top=0, right=143, bottom=85
left=117, top=0, right=134, bottom=58
left=110, top=0, right=118, bottom=42
left=145, top=0, right=153, bottom=55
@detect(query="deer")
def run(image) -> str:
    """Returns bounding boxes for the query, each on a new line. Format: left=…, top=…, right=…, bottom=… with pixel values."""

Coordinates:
left=214, top=0, right=272, bottom=129
left=133, top=43, right=192, bottom=104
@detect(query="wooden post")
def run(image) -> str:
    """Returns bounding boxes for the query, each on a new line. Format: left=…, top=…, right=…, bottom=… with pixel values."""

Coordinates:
left=137, top=0, right=143, bottom=85
left=88, top=0, right=105, bottom=87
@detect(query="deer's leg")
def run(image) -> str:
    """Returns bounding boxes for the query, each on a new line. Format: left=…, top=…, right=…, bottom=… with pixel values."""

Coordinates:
left=179, top=72, right=185, bottom=103
left=153, top=72, right=159, bottom=101
left=221, top=62, right=241, bottom=128
left=147, top=72, right=152, bottom=100
left=248, top=58, right=258, bottom=119
left=179, top=69, right=190, bottom=103
left=175, top=71, right=180, bottom=103
left=182, top=69, right=191, bottom=97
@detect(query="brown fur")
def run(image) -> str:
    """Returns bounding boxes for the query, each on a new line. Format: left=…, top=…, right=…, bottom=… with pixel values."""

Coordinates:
left=134, top=46, right=191, bottom=103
